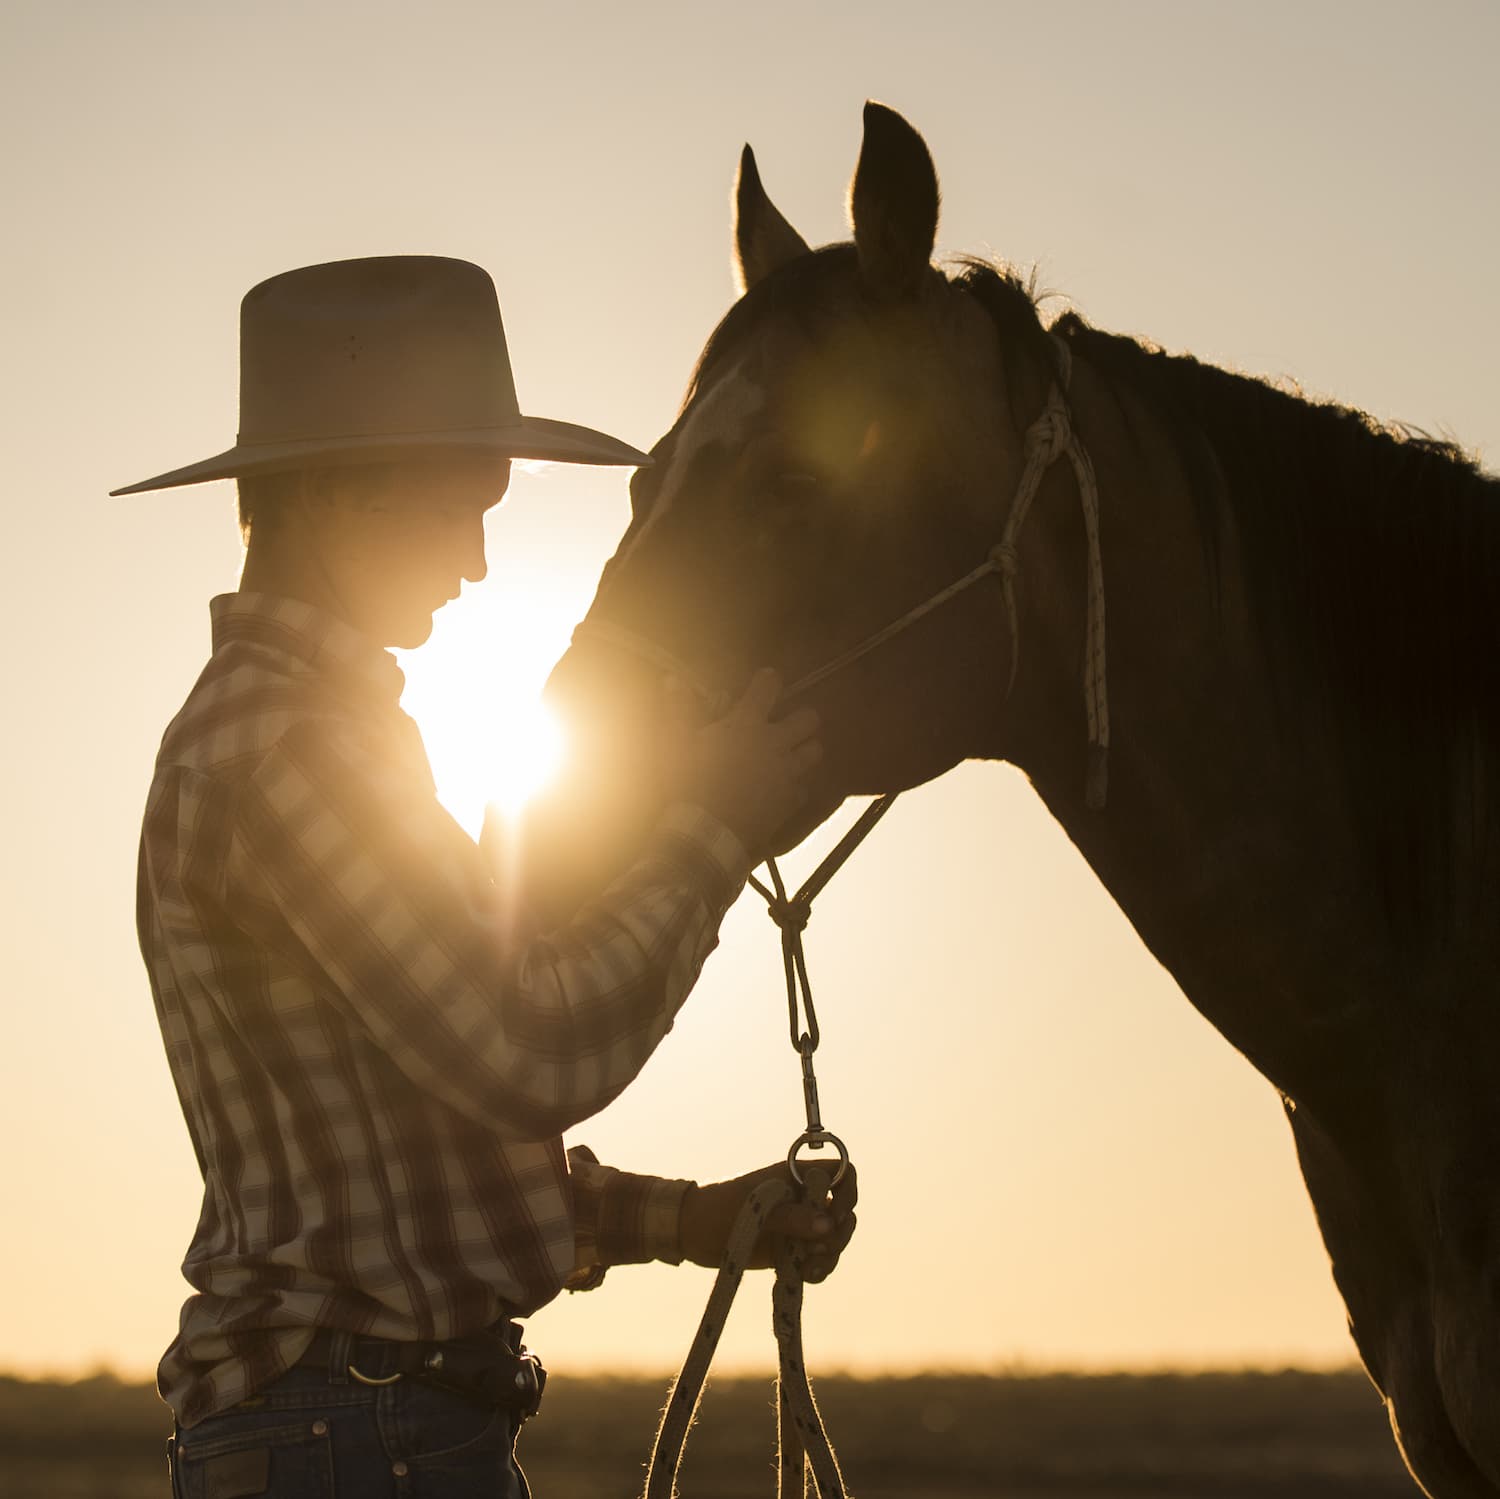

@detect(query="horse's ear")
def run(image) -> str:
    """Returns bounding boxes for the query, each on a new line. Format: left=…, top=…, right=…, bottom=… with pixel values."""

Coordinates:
left=733, top=145, right=811, bottom=295
left=848, top=101, right=940, bottom=299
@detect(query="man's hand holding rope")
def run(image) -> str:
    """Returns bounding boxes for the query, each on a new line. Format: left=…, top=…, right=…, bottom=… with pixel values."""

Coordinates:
left=678, top=1161, right=858, bottom=1282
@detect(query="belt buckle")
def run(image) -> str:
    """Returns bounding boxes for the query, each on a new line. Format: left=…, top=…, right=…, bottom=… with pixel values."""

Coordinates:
left=347, top=1362, right=402, bottom=1387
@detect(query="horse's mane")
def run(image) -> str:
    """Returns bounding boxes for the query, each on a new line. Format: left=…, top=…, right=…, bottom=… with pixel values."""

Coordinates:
left=1039, top=292, right=1500, bottom=936
left=955, top=260, right=1500, bottom=935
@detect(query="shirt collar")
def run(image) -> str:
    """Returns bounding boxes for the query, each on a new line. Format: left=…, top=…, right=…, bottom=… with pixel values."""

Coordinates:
left=209, top=592, right=407, bottom=705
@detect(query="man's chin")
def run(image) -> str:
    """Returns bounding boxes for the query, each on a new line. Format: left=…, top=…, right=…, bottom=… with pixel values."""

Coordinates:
left=388, top=613, right=436, bottom=650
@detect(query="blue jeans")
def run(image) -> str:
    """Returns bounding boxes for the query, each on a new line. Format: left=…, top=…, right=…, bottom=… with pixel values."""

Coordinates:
left=166, top=1349, right=531, bottom=1497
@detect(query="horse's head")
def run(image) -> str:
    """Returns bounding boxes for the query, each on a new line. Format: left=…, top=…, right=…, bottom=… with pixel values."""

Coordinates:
left=535, top=105, right=1076, bottom=904
left=527, top=106, right=1500, bottom=1499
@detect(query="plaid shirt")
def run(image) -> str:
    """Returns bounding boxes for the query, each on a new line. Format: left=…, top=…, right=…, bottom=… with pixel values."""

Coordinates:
left=138, top=593, right=748, bottom=1427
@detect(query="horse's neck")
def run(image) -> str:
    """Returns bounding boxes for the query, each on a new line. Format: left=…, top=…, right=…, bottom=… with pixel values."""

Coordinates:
left=985, top=346, right=1500, bottom=1490
left=994, top=352, right=1382, bottom=1098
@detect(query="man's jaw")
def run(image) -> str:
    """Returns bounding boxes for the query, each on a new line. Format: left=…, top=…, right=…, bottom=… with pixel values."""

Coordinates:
left=379, top=603, right=439, bottom=650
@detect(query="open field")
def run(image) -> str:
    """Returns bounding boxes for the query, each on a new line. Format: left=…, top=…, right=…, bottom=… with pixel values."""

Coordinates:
left=0, top=1368, right=1414, bottom=1498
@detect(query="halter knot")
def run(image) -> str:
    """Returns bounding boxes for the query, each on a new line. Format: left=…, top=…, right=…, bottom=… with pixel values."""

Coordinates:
left=767, top=896, right=811, bottom=936
left=988, top=542, right=1021, bottom=578
left=1023, top=404, right=1071, bottom=462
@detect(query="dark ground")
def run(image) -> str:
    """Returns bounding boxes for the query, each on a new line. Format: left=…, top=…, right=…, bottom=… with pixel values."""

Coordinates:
left=0, top=1368, right=1415, bottom=1498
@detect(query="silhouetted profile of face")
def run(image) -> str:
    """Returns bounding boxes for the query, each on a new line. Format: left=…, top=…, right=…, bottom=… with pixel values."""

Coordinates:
left=305, top=455, right=512, bottom=648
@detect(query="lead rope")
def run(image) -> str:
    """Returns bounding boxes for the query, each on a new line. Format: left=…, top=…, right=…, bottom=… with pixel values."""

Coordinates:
left=643, top=796, right=897, bottom=1499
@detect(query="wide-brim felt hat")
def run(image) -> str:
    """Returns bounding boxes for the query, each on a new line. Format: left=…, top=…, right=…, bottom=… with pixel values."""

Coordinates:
left=111, top=255, right=650, bottom=495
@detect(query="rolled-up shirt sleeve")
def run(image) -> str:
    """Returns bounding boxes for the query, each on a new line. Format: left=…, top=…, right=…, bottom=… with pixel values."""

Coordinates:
left=224, top=716, right=749, bottom=1140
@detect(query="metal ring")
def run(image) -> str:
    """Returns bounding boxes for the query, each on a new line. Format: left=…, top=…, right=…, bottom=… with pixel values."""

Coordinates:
left=347, top=1364, right=403, bottom=1386
left=787, top=1129, right=849, bottom=1187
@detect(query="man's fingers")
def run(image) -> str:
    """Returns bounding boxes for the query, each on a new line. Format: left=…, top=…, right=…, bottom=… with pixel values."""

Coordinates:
left=831, top=1210, right=856, bottom=1252
left=766, top=1164, right=857, bottom=1233
left=765, top=1200, right=837, bottom=1243
left=730, top=668, right=783, bottom=724
left=790, top=739, right=823, bottom=775
left=830, top=1163, right=858, bottom=1215
left=784, top=1210, right=857, bottom=1282
left=725, top=673, right=820, bottom=741
left=769, top=705, right=821, bottom=748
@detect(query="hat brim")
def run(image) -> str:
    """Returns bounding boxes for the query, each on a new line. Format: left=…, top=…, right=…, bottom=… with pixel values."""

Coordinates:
left=109, top=414, right=652, bottom=496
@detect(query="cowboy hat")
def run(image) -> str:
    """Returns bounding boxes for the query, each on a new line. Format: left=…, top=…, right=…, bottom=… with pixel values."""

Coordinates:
left=110, top=255, right=649, bottom=495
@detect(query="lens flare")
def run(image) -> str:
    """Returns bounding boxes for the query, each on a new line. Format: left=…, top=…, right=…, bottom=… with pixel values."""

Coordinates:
left=487, top=700, right=566, bottom=816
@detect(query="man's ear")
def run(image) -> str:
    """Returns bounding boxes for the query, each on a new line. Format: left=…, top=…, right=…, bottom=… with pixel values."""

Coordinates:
left=733, top=144, right=811, bottom=295
left=848, top=102, right=940, bottom=300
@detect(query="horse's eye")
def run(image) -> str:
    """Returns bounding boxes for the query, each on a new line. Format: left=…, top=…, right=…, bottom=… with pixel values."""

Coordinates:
left=765, top=470, right=825, bottom=506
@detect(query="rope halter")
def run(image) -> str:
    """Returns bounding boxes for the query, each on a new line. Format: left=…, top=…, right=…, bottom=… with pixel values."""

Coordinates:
left=991, top=337, right=1110, bottom=808
left=574, top=331, right=1111, bottom=809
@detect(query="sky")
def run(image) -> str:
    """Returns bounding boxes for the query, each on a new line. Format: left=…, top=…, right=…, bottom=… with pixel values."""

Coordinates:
left=2, top=0, right=1497, bottom=1383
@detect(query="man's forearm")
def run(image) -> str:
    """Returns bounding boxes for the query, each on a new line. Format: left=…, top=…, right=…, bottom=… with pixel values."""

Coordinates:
left=229, top=717, right=751, bottom=1139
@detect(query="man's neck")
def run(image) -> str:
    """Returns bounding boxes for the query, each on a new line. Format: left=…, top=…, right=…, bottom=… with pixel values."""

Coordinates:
left=239, top=531, right=349, bottom=625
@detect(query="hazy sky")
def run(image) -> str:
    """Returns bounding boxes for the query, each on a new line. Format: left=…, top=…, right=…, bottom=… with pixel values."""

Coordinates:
left=3, top=1, right=1496, bottom=1382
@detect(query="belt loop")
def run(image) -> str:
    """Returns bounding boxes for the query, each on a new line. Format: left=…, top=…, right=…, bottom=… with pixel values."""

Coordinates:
left=327, top=1329, right=353, bottom=1384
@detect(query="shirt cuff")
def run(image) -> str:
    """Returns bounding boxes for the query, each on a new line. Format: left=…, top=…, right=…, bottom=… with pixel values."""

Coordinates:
left=567, top=1146, right=697, bottom=1280
left=652, top=802, right=752, bottom=907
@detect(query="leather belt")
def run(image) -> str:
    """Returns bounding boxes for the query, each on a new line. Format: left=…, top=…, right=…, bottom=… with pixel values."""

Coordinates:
left=293, top=1323, right=546, bottom=1418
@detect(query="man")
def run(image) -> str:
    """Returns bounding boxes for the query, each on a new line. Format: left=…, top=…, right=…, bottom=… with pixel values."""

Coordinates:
left=115, top=256, right=854, bottom=1496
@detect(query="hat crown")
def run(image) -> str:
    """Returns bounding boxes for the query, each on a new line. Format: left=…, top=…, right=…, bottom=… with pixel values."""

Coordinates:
left=109, top=254, right=649, bottom=496
left=238, top=256, right=521, bottom=443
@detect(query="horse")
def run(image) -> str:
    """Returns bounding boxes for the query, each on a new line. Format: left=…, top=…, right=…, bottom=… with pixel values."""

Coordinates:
left=532, top=104, right=1500, bottom=1496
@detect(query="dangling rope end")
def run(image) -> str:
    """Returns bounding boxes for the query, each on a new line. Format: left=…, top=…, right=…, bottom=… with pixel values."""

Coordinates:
left=1001, top=578, right=1022, bottom=698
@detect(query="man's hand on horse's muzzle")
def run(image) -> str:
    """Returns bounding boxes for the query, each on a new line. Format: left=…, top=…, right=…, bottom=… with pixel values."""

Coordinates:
left=678, top=1160, right=858, bottom=1280
left=661, top=668, right=822, bottom=857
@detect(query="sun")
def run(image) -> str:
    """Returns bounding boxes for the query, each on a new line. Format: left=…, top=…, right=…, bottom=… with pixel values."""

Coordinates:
left=484, top=698, right=566, bottom=816
left=396, top=580, right=578, bottom=839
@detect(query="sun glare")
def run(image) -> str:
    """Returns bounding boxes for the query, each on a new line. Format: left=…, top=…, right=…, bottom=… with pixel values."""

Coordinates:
left=397, top=582, right=578, bottom=839
left=487, top=700, right=565, bottom=816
